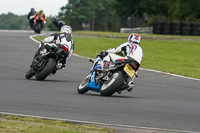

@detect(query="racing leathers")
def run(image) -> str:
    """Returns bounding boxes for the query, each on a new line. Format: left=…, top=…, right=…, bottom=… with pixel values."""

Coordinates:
left=34, top=11, right=46, bottom=28
left=27, top=9, right=36, bottom=28
left=38, top=32, right=75, bottom=69
left=97, top=42, right=143, bottom=90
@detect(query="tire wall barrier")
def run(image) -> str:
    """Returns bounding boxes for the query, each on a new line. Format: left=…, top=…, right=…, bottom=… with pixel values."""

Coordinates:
left=153, top=22, right=200, bottom=36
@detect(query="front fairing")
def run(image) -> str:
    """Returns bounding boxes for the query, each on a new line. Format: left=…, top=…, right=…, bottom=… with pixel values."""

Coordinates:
left=90, top=57, right=102, bottom=73
left=87, top=72, right=100, bottom=92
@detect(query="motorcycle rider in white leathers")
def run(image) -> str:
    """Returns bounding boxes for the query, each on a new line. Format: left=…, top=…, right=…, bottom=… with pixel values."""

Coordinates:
left=37, top=25, right=74, bottom=69
left=97, top=33, right=143, bottom=91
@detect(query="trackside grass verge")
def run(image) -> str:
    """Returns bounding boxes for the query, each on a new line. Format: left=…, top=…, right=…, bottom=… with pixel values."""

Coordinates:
left=33, top=33, right=200, bottom=79
left=73, top=31, right=200, bottom=42
left=0, top=114, right=114, bottom=133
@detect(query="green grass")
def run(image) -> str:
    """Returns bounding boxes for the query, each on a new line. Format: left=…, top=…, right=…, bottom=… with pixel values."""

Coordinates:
left=73, top=37, right=200, bottom=79
left=0, top=115, right=114, bottom=133
left=141, top=40, right=200, bottom=78
left=33, top=32, right=200, bottom=79
left=74, top=31, right=200, bottom=41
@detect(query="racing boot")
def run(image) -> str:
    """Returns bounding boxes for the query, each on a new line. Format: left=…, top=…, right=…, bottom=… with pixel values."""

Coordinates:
left=56, top=58, right=66, bottom=69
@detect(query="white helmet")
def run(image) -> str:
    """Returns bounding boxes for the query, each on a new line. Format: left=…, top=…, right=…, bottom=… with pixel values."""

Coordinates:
left=60, top=25, right=72, bottom=34
left=128, top=33, right=141, bottom=44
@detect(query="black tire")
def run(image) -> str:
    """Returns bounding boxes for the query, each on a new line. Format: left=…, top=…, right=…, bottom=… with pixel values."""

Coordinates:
left=171, top=22, right=181, bottom=29
left=35, top=58, right=56, bottom=81
left=171, top=29, right=181, bottom=35
left=162, top=22, right=171, bottom=29
left=25, top=68, right=34, bottom=79
left=77, top=74, right=90, bottom=94
left=153, top=28, right=161, bottom=34
left=153, top=22, right=162, bottom=34
left=34, top=24, right=41, bottom=34
left=161, top=22, right=171, bottom=35
left=100, top=71, right=125, bottom=96
left=191, top=30, right=200, bottom=36
left=162, top=29, right=171, bottom=35
left=182, top=30, right=191, bottom=35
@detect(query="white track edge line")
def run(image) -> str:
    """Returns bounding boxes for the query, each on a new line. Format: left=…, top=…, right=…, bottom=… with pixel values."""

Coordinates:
left=140, top=68, right=200, bottom=81
left=29, top=34, right=42, bottom=44
left=0, top=112, right=198, bottom=133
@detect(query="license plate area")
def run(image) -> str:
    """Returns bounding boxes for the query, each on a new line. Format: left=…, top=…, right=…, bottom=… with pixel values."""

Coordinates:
left=124, top=64, right=135, bottom=78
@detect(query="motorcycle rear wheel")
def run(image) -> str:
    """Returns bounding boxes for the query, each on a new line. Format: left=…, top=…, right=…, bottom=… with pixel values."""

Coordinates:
left=100, top=71, right=125, bottom=96
left=77, top=74, right=90, bottom=94
left=35, top=58, right=56, bottom=81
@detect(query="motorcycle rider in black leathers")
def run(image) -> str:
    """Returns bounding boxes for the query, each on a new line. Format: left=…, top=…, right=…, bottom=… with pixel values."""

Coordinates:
left=27, top=8, right=36, bottom=28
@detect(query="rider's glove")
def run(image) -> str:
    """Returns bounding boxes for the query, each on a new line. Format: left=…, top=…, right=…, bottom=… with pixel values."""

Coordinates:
left=100, top=51, right=108, bottom=58
left=96, top=51, right=108, bottom=59
left=41, top=40, right=45, bottom=45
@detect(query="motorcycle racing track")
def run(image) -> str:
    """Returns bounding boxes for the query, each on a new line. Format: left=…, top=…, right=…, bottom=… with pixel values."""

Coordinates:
left=0, top=30, right=200, bottom=133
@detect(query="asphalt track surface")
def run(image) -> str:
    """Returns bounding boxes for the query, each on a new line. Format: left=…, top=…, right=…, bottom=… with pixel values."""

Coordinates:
left=0, top=30, right=200, bottom=133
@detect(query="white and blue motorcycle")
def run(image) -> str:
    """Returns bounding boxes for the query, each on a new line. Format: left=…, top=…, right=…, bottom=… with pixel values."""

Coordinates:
left=77, top=52, right=139, bottom=96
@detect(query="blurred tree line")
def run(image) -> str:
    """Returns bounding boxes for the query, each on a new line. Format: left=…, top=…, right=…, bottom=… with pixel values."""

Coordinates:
left=111, top=0, right=200, bottom=25
left=0, top=0, right=199, bottom=31
left=59, top=0, right=200, bottom=31
left=59, top=0, right=120, bottom=31
left=0, top=13, right=29, bottom=30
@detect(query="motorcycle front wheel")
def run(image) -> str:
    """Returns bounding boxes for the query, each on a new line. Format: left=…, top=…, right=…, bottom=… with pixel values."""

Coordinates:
left=25, top=68, right=34, bottom=79
left=77, top=74, right=90, bottom=94
left=100, top=71, right=125, bottom=96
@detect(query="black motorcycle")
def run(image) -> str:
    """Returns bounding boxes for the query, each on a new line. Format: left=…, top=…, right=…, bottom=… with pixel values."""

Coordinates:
left=25, top=43, right=69, bottom=81
left=33, top=18, right=44, bottom=34
left=77, top=53, right=139, bottom=96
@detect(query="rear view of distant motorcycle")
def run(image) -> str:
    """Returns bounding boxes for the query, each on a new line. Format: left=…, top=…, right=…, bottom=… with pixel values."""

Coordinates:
left=33, top=18, right=44, bottom=33
left=25, top=43, right=70, bottom=80
left=25, top=25, right=74, bottom=81
left=33, top=9, right=46, bottom=34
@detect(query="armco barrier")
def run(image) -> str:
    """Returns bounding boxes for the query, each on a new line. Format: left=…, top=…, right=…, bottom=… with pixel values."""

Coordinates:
left=120, top=27, right=153, bottom=34
left=153, top=22, right=200, bottom=36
